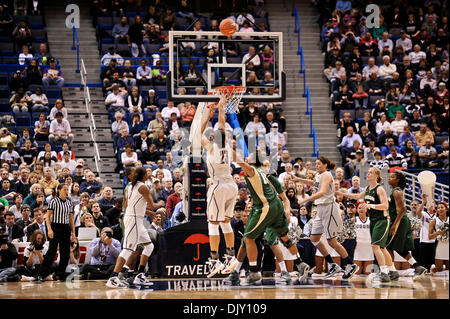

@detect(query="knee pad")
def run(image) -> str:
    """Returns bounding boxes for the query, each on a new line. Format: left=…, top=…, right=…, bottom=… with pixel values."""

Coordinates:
left=220, top=222, right=233, bottom=234
left=142, top=243, right=154, bottom=257
left=119, top=249, right=132, bottom=260
left=208, top=222, right=220, bottom=236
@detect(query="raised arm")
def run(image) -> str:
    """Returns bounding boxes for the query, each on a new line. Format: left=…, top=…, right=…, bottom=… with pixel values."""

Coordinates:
left=338, top=188, right=366, bottom=200
left=416, top=194, right=427, bottom=220
left=288, top=173, right=315, bottom=187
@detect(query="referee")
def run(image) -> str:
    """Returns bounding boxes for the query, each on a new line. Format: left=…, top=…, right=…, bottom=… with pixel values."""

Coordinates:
left=38, top=183, right=76, bottom=282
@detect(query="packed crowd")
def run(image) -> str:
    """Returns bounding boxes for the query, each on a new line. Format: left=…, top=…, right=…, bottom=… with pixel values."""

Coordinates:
left=315, top=0, right=449, bottom=172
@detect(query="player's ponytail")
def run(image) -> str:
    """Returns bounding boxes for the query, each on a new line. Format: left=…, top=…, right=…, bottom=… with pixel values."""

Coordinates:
left=318, top=156, right=336, bottom=170
left=131, top=167, right=147, bottom=186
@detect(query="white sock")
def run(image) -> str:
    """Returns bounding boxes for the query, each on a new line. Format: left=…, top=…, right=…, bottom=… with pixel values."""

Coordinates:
left=388, top=265, right=396, bottom=272
left=235, top=262, right=243, bottom=272
left=407, top=257, right=417, bottom=266
left=249, top=261, right=257, bottom=266
left=278, top=261, right=287, bottom=272
left=381, top=266, right=389, bottom=274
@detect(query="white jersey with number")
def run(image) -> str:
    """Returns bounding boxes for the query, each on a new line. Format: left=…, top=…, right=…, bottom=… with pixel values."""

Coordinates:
left=205, top=141, right=233, bottom=180
left=313, top=171, right=335, bottom=205
left=125, top=181, right=147, bottom=218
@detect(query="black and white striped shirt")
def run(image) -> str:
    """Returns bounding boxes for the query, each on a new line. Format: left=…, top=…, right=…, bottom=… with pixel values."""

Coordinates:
left=48, top=197, right=74, bottom=224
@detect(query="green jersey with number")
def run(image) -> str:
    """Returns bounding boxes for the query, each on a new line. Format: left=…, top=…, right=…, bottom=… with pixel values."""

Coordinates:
left=365, top=184, right=388, bottom=221
left=244, top=167, right=279, bottom=208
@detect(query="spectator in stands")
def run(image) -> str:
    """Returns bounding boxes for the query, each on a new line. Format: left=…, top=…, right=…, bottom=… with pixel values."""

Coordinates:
left=158, top=177, right=174, bottom=203
left=378, top=56, right=397, bottom=80
left=429, top=140, right=449, bottom=168
left=136, top=59, right=152, bottom=86
left=265, top=122, right=285, bottom=151
left=152, top=159, right=172, bottom=180
left=98, top=186, right=115, bottom=214
left=0, top=4, right=13, bottom=36
left=18, top=45, right=33, bottom=66
left=420, top=70, right=437, bottom=91
left=16, top=128, right=37, bottom=150
left=49, top=112, right=73, bottom=145
left=49, top=99, right=68, bottom=121
left=112, top=16, right=129, bottom=49
left=111, top=111, right=129, bottom=148
left=378, top=32, right=393, bottom=56
left=40, top=167, right=58, bottom=196
left=418, top=139, right=437, bottom=168
left=385, top=146, right=408, bottom=169
left=145, top=89, right=160, bottom=112
left=242, top=46, right=261, bottom=67
left=42, top=58, right=64, bottom=90
left=387, top=96, right=405, bottom=120
left=3, top=211, right=23, bottom=242
left=116, top=129, right=134, bottom=154
left=15, top=167, right=30, bottom=197
left=399, top=125, right=417, bottom=147
left=166, top=182, right=182, bottom=218
left=120, top=143, right=138, bottom=169
left=365, top=72, right=384, bottom=96
left=127, top=15, right=146, bottom=57
left=409, top=44, right=426, bottom=67
left=19, top=139, right=36, bottom=168
left=390, top=111, right=409, bottom=135
left=59, top=151, right=76, bottom=171
left=29, top=87, right=48, bottom=112
left=9, top=70, right=27, bottom=93
left=129, top=113, right=145, bottom=138
left=161, top=101, right=180, bottom=121
left=121, top=60, right=137, bottom=89
left=359, top=126, right=376, bottom=148
left=415, top=122, right=435, bottom=147
left=329, top=61, right=346, bottom=93
left=80, top=171, right=102, bottom=197
left=12, top=20, right=32, bottom=52
left=396, top=30, right=413, bottom=53
left=339, top=126, right=362, bottom=160
left=152, top=128, right=171, bottom=156
left=101, top=59, right=121, bottom=89
left=35, top=43, right=51, bottom=66
left=10, top=87, right=31, bottom=113
left=0, top=179, right=17, bottom=204
left=34, top=113, right=50, bottom=141
left=359, top=32, right=379, bottom=57
left=244, top=113, right=266, bottom=138
left=180, top=102, right=195, bottom=126
left=105, top=85, right=127, bottom=114
left=1, top=142, right=19, bottom=168
left=101, top=47, right=123, bottom=66
left=352, top=85, right=368, bottom=109
left=91, top=202, right=110, bottom=229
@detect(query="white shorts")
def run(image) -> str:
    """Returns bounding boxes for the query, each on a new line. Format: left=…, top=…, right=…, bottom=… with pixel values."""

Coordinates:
left=207, top=179, right=238, bottom=222
left=276, top=242, right=296, bottom=261
left=435, top=241, right=449, bottom=260
left=311, top=202, right=343, bottom=240
left=123, top=215, right=151, bottom=251
left=354, top=241, right=374, bottom=261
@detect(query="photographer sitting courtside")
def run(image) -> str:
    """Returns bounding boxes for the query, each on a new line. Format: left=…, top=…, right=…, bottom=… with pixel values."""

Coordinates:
left=80, top=227, right=121, bottom=280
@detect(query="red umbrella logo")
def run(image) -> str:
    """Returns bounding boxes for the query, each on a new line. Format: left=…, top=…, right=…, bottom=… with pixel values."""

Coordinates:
left=184, top=234, right=210, bottom=261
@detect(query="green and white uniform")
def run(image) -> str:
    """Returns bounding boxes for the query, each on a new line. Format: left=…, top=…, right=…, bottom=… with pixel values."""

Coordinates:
left=365, top=185, right=390, bottom=248
left=243, top=167, right=289, bottom=242
left=386, top=187, right=415, bottom=252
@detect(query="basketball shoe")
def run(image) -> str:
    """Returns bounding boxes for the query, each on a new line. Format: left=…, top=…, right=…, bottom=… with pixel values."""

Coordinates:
left=222, top=254, right=239, bottom=275
left=106, top=276, right=129, bottom=289
left=133, top=273, right=154, bottom=286
left=223, top=270, right=240, bottom=286
left=206, top=258, right=225, bottom=278
left=324, top=263, right=342, bottom=278
left=342, top=263, right=359, bottom=280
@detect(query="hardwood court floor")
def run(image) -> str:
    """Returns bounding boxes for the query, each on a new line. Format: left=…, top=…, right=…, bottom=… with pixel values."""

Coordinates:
left=0, top=275, right=448, bottom=299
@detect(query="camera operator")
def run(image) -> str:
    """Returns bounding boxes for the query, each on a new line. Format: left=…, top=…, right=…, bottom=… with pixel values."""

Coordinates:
left=18, top=229, right=50, bottom=281
left=80, top=227, right=121, bottom=279
left=0, top=225, right=19, bottom=282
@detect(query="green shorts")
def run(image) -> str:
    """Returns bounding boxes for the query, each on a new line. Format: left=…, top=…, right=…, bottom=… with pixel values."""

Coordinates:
left=243, top=199, right=288, bottom=243
left=370, top=217, right=390, bottom=249
left=387, top=216, right=415, bottom=252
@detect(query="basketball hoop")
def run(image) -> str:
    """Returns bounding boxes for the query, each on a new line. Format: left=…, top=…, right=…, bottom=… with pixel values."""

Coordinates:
left=214, top=85, right=247, bottom=114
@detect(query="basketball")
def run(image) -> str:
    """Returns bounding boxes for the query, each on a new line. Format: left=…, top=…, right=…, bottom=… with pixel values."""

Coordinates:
left=220, top=18, right=237, bottom=36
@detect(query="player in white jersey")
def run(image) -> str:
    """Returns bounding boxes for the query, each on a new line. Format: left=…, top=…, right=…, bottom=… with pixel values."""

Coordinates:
left=353, top=204, right=374, bottom=275
left=428, top=202, right=449, bottom=274
left=106, top=167, right=164, bottom=288
left=416, top=194, right=437, bottom=271
left=298, top=156, right=359, bottom=279
left=200, top=95, right=239, bottom=278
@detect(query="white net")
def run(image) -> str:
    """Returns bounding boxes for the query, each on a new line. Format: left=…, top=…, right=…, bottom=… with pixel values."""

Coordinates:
left=214, top=86, right=246, bottom=114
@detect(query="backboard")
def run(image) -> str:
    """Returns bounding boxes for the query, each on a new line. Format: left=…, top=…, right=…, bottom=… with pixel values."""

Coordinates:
left=167, top=30, right=285, bottom=103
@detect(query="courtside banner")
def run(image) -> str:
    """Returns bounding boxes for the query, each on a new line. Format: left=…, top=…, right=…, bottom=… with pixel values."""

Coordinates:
left=159, top=230, right=226, bottom=278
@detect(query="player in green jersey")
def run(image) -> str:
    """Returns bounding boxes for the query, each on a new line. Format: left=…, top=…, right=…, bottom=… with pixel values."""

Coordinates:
left=338, top=167, right=395, bottom=282
left=387, top=171, right=427, bottom=280
left=223, top=158, right=310, bottom=285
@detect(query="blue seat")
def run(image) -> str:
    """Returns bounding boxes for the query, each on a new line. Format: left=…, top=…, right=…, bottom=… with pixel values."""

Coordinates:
left=14, top=113, right=31, bottom=127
